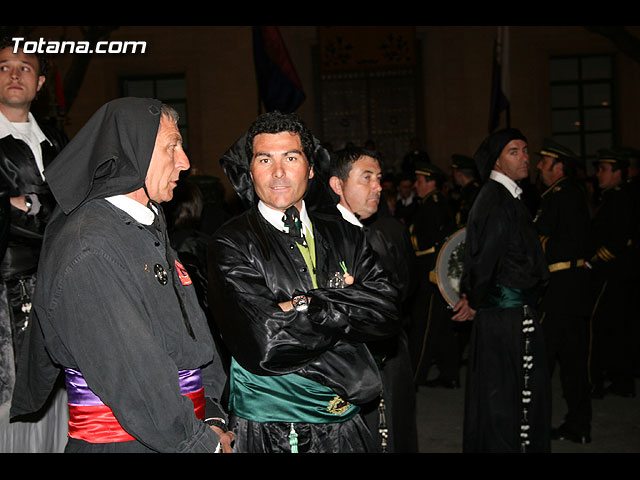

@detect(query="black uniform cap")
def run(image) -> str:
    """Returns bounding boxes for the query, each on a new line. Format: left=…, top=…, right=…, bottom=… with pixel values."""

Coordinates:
left=451, top=154, right=476, bottom=171
left=594, top=148, right=630, bottom=169
left=415, top=159, right=445, bottom=181
left=537, top=138, right=584, bottom=170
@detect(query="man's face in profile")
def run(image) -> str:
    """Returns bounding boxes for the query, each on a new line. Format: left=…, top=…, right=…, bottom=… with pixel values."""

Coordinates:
left=145, top=116, right=190, bottom=203
left=333, top=155, right=382, bottom=220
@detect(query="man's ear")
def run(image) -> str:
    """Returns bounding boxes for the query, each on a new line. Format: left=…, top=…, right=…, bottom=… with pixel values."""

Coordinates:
left=37, top=75, right=46, bottom=93
left=552, top=161, right=564, bottom=177
left=329, top=175, right=342, bottom=196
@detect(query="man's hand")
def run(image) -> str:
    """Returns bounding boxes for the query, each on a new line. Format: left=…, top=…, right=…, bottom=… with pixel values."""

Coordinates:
left=10, top=194, right=40, bottom=215
left=10, top=195, right=29, bottom=212
left=278, top=297, right=310, bottom=312
left=451, top=293, right=476, bottom=322
left=279, top=300, right=294, bottom=312
left=210, top=426, right=235, bottom=453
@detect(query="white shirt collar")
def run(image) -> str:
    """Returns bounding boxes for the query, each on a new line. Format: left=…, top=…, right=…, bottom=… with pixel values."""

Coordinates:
left=336, top=203, right=363, bottom=228
left=0, top=110, right=50, bottom=145
left=258, top=200, right=314, bottom=238
left=490, top=170, right=523, bottom=199
left=105, top=195, right=157, bottom=225
left=396, top=191, right=414, bottom=205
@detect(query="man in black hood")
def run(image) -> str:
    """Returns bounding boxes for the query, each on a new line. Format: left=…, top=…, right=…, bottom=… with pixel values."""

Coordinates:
left=452, top=128, right=551, bottom=453
left=10, top=97, right=233, bottom=453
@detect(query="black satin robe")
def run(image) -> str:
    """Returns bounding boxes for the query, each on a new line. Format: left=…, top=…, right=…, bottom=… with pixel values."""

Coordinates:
left=0, top=122, right=67, bottom=409
left=360, top=210, right=419, bottom=452
left=461, top=179, right=551, bottom=453
left=208, top=206, right=399, bottom=407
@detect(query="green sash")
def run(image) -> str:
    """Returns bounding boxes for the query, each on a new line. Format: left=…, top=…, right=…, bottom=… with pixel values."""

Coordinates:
left=228, top=221, right=358, bottom=424
left=483, top=283, right=543, bottom=309
left=228, top=359, right=358, bottom=423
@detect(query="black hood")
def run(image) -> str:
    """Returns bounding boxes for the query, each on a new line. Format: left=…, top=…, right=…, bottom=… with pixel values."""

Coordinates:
left=474, top=128, right=527, bottom=182
left=45, top=97, right=162, bottom=215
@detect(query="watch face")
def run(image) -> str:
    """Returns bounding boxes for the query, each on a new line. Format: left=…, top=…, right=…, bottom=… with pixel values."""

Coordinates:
left=292, top=295, right=308, bottom=311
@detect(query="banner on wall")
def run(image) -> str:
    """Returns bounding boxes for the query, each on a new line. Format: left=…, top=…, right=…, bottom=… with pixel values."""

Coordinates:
left=252, top=26, right=306, bottom=113
left=489, top=26, right=511, bottom=133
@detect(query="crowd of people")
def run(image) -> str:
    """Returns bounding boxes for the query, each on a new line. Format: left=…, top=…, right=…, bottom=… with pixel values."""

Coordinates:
left=0, top=40, right=637, bottom=454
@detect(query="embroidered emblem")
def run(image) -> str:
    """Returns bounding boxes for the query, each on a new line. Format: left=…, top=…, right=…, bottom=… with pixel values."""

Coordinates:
left=154, top=264, right=168, bottom=285
left=327, top=396, right=351, bottom=416
left=175, top=260, right=192, bottom=286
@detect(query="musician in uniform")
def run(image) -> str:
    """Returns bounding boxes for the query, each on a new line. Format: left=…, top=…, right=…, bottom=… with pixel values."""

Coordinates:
left=406, top=161, right=455, bottom=386
left=450, top=154, right=480, bottom=230
left=534, top=139, right=592, bottom=444
left=588, top=149, right=635, bottom=399
left=620, top=147, right=640, bottom=378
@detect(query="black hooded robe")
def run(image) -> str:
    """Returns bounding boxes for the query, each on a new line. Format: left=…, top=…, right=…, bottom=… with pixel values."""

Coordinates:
left=461, top=129, right=551, bottom=453
left=461, top=179, right=551, bottom=453
left=10, top=98, right=228, bottom=452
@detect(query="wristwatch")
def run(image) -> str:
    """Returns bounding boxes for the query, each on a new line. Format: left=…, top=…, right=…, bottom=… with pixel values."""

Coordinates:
left=24, top=197, right=32, bottom=214
left=291, top=294, right=309, bottom=312
left=204, top=417, right=228, bottom=433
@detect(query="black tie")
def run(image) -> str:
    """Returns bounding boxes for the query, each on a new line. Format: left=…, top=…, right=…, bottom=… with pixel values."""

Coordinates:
left=283, top=205, right=305, bottom=245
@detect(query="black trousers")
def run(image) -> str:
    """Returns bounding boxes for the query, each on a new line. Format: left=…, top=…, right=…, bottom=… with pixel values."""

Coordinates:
left=590, top=278, right=636, bottom=394
left=541, top=312, right=592, bottom=433
left=422, top=292, right=463, bottom=383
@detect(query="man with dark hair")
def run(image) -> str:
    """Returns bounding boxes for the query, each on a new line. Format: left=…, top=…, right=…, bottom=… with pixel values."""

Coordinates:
left=534, top=139, right=592, bottom=444
left=394, top=173, right=417, bottom=224
left=0, top=37, right=68, bottom=452
left=588, top=149, right=635, bottom=399
left=10, top=98, right=232, bottom=453
left=328, top=145, right=418, bottom=452
left=209, top=111, right=399, bottom=453
left=453, top=128, right=551, bottom=453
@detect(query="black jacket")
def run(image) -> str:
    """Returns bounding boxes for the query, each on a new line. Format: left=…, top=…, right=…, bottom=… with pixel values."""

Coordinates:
left=0, top=122, right=67, bottom=278
left=589, top=182, right=634, bottom=282
left=208, top=205, right=399, bottom=406
left=534, top=177, right=592, bottom=316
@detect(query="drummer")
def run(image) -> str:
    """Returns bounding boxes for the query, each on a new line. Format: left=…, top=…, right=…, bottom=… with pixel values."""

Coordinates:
left=442, top=154, right=481, bottom=373
left=406, top=161, right=456, bottom=387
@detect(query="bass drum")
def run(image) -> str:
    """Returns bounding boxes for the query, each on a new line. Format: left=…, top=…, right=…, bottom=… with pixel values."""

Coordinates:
left=433, top=227, right=466, bottom=308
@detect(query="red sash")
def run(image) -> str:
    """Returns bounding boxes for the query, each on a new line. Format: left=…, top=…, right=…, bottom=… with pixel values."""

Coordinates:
left=65, top=368, right=205, bottom=443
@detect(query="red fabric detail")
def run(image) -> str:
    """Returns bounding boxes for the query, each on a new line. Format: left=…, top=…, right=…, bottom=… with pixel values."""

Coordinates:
left=67, top=388, right=206, bottom=443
